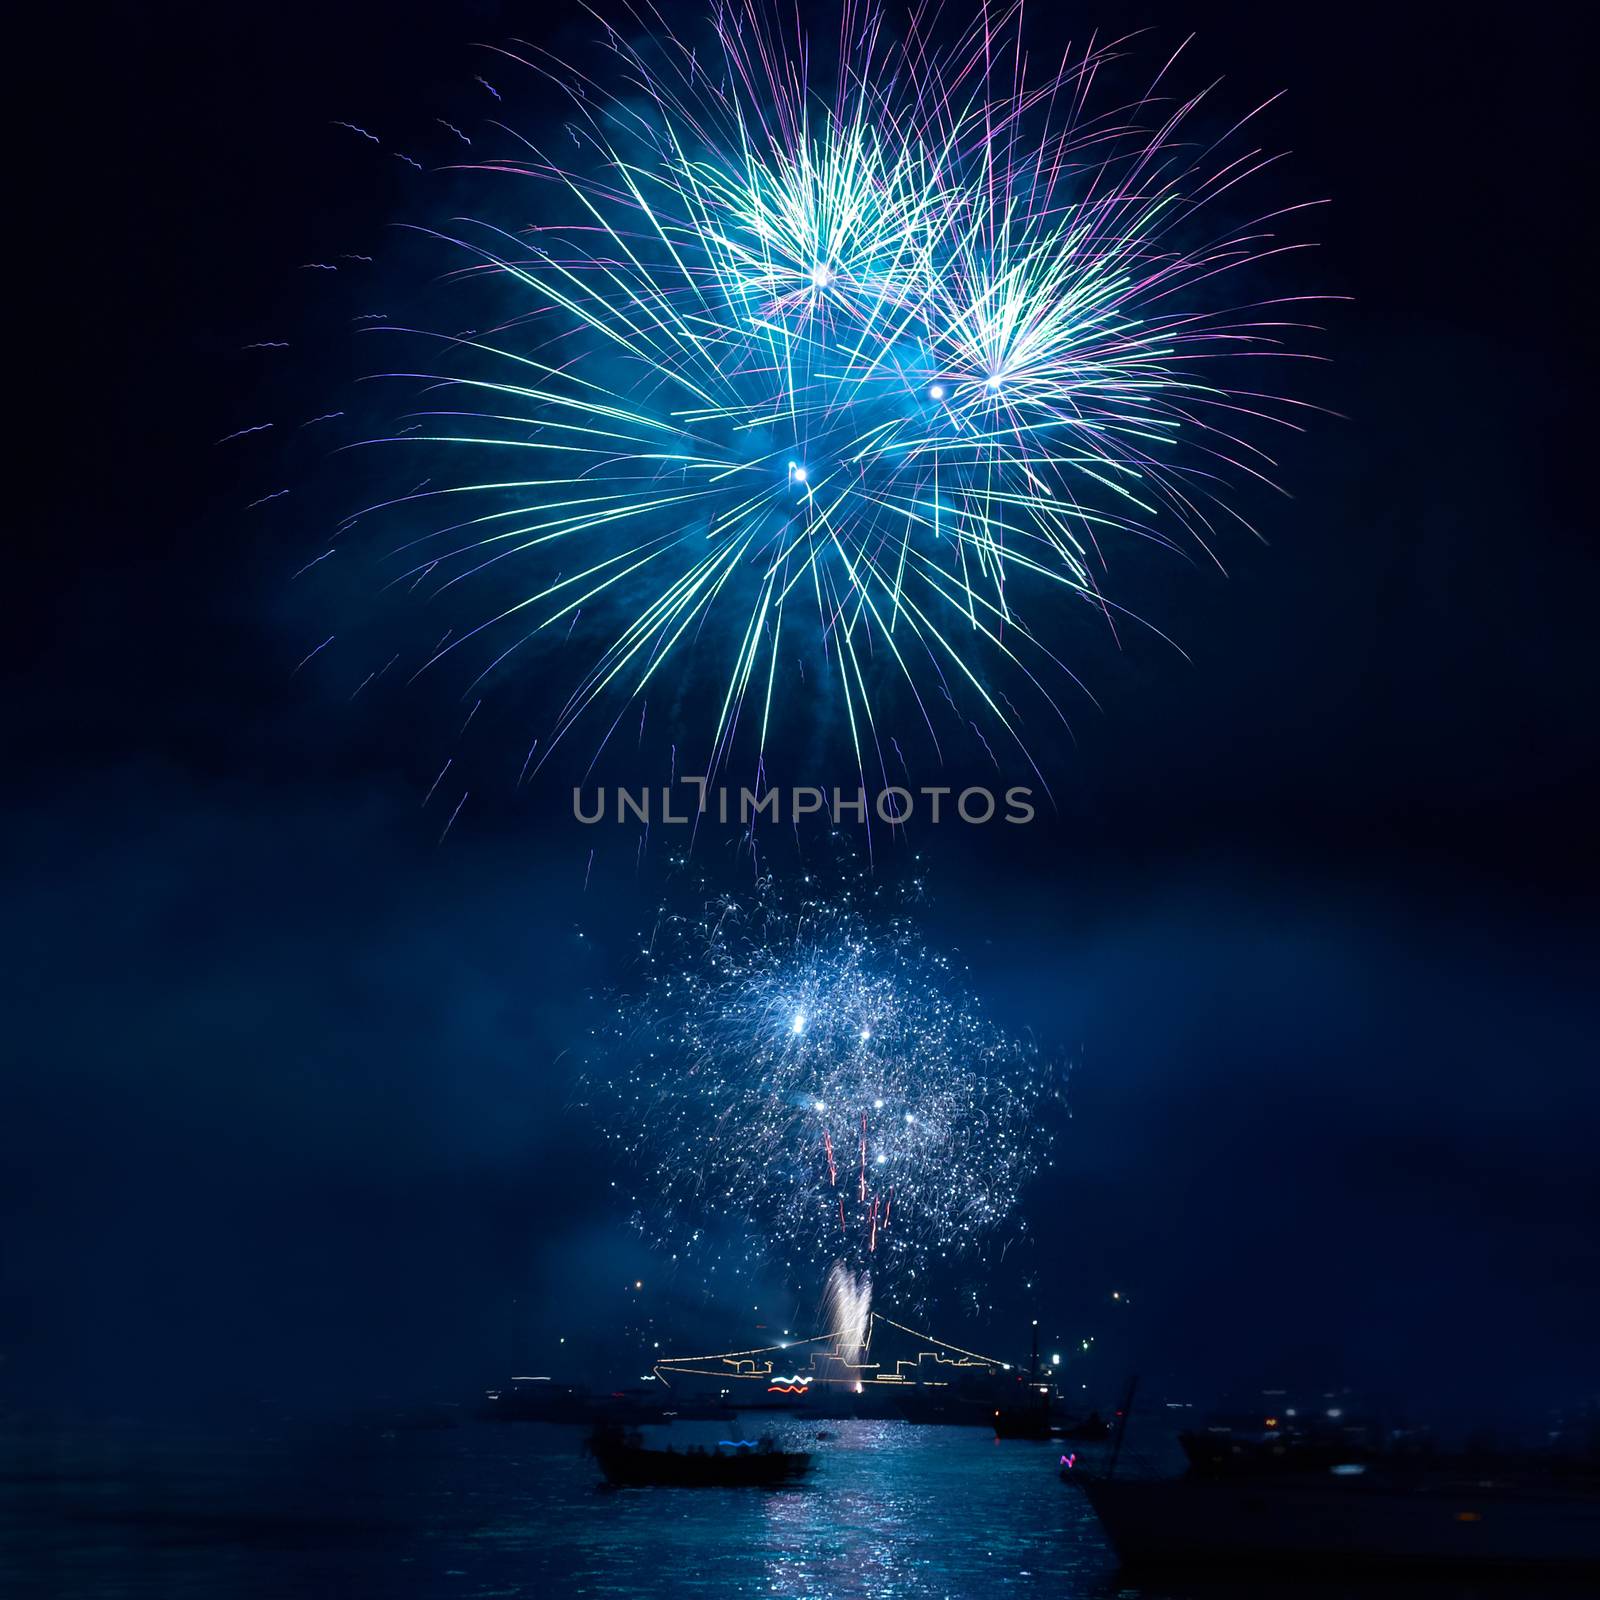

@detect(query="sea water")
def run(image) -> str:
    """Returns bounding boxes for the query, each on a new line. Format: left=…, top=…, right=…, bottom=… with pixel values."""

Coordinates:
left=0, top=1418, right=1542, bottom=1598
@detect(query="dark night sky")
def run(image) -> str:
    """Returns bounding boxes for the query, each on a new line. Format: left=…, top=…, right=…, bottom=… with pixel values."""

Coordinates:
left=6, top=2, right=1595, bottom=1426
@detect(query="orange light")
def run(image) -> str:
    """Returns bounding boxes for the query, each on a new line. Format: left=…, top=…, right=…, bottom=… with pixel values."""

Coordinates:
left=1264, top=1417, right=1278, bottom=1429
left=1455, top=1511, right=1482, bottom=1523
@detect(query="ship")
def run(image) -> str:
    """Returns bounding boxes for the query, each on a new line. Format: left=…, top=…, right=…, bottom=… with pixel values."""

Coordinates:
left=993, top=1322, right=1111, bottom=1440
left=650, top=1311, right=1019, bottom=1422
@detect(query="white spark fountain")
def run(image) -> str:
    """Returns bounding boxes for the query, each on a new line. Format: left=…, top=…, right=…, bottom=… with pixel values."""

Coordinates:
left=826, top=1261, right=871, bottom=1363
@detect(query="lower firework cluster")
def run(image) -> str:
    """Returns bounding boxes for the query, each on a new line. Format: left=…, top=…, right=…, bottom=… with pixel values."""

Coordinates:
left=585, top=882, right=1061, bottom=1316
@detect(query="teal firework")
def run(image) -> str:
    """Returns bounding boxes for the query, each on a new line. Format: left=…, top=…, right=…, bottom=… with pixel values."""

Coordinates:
left=342, top=1, right=1326, bottom=780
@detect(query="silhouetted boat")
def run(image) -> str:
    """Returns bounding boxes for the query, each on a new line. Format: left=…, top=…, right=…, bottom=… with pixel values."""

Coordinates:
left=1057, top=1411, right=1111, bottom=1442
left=1070, top=1376, right=1600, bottom=1572
left=588, top=1426, right=812, bottom=1488
left=994, top=1400, right=1110, bottom=1442
left=1075, top=1469, right=1600, bottom=1573
left=993, top=1396, right=1052, bottom=1439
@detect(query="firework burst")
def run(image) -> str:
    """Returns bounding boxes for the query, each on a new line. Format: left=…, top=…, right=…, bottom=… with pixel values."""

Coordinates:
left=323, top=0, right=1325, bottom=786
left=583, top=879, right=1061, bottom=1305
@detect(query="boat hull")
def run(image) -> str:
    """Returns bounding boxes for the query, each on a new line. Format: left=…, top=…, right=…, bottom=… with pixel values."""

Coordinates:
left=1076, top=1476, right=1600, bottom=1573
left=591, top=1441, right=812, bottom=1488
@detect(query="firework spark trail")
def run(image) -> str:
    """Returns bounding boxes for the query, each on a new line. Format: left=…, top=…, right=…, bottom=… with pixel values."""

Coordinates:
left=826, top=1261, right=871, bottom=1359
left=322, top=0, right=1324, bottom=785
left=584, top=878, right=1058, bottom=1298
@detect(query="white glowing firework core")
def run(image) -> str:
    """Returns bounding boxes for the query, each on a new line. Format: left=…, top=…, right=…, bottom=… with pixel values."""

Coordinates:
left=826, top=1262, right=871, bottom=1360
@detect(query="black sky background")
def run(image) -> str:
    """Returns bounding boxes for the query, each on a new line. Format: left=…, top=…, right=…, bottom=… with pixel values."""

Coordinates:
left=6, top=1, right=1596, bottom=1426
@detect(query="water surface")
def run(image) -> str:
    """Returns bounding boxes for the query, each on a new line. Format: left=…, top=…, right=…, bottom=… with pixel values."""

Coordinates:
left=0, top=1418, right=1549, bottom=1598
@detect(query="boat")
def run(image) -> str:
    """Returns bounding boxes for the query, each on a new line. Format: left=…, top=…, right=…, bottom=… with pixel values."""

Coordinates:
left=1074, top=1468, right=1600, bottom=1574
left=993, top=1395, right=1052, bottom=1439
left=1058, top=1411, right=1111, bottom=1442
left=994, top=1398, right=1110, bottom=1442
left=1071, top=1405, right=1600, bottom=1573
left=588, top=1425, right=813, bottom=1488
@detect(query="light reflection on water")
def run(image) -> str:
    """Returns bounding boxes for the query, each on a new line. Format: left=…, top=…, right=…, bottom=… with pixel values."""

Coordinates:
left=0, top=1419, right=1542, bottom=1599
left=562, top=1417, right=1115, bottom=1597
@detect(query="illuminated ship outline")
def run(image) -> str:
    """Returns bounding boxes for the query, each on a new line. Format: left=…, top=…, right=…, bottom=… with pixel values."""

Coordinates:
left=652, top=1313, right=1014, bottom=1400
